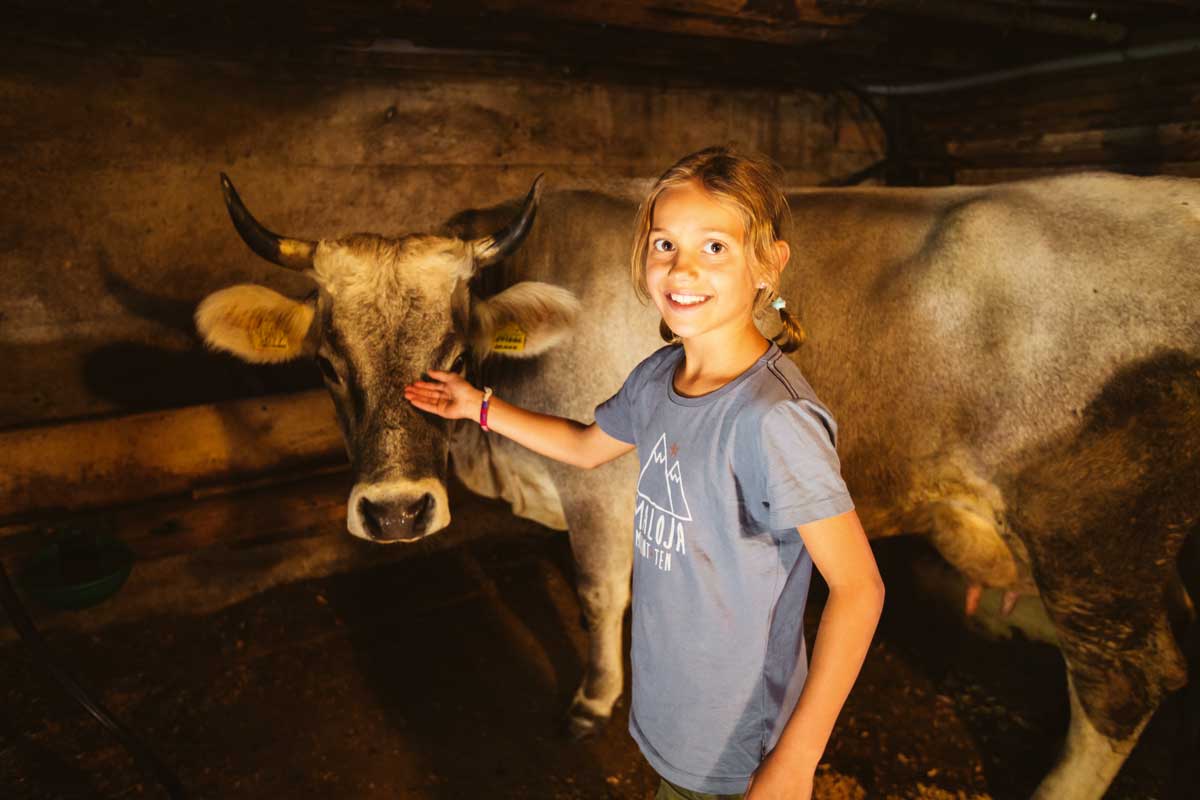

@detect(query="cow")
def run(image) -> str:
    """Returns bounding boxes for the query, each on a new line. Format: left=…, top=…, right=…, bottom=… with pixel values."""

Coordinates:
left=195, top=171, right=1199, bottom=799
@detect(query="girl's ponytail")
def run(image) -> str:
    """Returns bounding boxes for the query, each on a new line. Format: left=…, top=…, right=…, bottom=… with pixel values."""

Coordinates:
left=771, top=297, right=805, bottom=353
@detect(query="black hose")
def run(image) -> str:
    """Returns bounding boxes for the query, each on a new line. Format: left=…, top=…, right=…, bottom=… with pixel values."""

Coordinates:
left=820, top=158, right=889, bottom=188
left=0, top=561, right=187, bottom=799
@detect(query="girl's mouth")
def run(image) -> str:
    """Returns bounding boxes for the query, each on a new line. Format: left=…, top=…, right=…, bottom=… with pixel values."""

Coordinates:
left=666, top=292, right=711, bottom=309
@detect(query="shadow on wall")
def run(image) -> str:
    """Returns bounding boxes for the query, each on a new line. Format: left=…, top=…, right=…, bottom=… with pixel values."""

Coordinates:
left=84, top=252, right=321, bottom=413
left=81, top=341, right=319, bottom=412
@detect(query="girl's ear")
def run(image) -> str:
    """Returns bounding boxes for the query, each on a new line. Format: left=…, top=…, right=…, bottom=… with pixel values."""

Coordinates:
left=774, top=239, right=791, bottom=274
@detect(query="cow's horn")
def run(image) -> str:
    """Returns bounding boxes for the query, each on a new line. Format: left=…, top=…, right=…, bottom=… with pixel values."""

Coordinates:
left=471, top=175, right=543, bottom=269
left=220, top=173, right=316, bottom=271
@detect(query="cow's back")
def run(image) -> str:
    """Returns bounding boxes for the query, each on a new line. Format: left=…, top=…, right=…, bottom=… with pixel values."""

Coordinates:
left=782, top=174, right=1200, bottom=527
left=450, top=176, right=1200, bottom=538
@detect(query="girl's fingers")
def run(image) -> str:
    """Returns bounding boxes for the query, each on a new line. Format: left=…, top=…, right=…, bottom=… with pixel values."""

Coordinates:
left=406, top=394, right=447, bottom=416
left=403, top=393, right=441, bottom=410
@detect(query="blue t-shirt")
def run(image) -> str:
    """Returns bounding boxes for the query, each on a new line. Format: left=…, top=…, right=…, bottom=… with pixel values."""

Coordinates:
left=593, top=342, right=854, bottom=794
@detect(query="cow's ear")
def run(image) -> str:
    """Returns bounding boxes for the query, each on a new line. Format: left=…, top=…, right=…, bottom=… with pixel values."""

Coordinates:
left=470, top=281, right=581, bottom=359
left=195, top=284, right=316, bottom=363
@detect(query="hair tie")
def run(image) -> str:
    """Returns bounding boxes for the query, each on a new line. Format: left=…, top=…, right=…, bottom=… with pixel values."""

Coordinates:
left=771, top=297, right=787, bottom=310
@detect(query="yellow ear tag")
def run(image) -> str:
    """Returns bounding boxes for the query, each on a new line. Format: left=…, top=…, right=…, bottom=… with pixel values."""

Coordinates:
left=249, top=323, right=289, bottom=350
left=492, top=322, right=527, bottom=353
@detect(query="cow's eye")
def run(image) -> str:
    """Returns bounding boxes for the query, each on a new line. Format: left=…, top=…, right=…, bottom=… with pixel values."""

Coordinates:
left=316, top=356, right=341, bottom=385
left=450, top=353, right=466, bottom=373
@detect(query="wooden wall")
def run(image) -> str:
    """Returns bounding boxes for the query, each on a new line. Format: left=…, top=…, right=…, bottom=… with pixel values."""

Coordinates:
left=0, top=42, right=881, bottom=431
left=0, top=41, right=881, bottom=628
left=900, top=49, right=1200, bottom=185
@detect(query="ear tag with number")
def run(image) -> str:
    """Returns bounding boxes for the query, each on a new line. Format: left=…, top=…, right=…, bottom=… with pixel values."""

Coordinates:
left=492, top=322, right=527, bottom=353
left=250, top=323, right=289, bottom=350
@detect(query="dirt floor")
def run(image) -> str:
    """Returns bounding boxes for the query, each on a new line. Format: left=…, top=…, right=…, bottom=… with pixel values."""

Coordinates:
left=1, top=513, right=1195, bottom=799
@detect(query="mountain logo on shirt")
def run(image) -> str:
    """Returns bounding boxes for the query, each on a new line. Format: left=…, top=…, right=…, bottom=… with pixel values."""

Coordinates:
left=637, top=433, right=693, bottom=522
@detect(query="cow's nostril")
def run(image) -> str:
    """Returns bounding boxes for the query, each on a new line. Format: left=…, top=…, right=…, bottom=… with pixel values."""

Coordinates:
left=407, top=493, right=434, bottom=535
left=359, top=497, right=385, bottom=539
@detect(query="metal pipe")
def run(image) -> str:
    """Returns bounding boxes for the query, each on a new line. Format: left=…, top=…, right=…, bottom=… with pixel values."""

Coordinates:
left=0, top=561, right=187, bottom=799
left=861, top=37, right=1200, bottom=95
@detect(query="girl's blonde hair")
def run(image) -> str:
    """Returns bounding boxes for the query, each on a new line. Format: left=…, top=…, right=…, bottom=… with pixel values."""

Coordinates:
left=629, top=145, right=805, bottom=352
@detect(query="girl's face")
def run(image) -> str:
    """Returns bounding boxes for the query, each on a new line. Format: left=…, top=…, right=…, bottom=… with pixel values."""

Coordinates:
left=645, top=179, right=761, bottom=346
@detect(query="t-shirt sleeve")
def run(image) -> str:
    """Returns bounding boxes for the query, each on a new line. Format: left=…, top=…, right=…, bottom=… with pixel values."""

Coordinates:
left=593, top=370, right=638, bottom=445
left=758, top=399, right=854, bottom=530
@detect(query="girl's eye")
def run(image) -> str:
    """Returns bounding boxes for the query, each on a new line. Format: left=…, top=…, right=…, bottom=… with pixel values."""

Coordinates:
left=450, top=353, right=466, bottom=372
left=316, top=355, right=341, bottom=385
left=703, top=241, right=725, bottom=255
left=652, top=239, right=674, bottom=253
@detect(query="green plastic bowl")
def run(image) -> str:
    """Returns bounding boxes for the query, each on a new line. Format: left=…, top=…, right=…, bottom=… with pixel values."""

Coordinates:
left=19, top=531, right=134, bottom=611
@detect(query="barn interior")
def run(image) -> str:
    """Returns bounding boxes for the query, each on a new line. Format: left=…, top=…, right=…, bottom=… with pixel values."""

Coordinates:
left=2, top=1, right=1199, bottom=798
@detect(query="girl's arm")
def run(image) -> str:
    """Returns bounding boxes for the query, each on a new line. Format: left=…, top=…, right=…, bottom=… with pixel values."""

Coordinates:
left=404, top=369, right=634, bottom=469
left=747, top=508, right=884, bottom=800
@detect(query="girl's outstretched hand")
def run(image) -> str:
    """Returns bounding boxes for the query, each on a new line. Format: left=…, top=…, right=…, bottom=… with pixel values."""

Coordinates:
left=403, top=369, right=484, bottom=421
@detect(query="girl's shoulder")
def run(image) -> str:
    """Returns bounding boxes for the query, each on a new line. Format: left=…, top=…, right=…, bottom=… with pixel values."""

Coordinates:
left=739, top=353, right=840, bottom=445
left=734, top=348, right=824, bottom=413
left=624, top=342, right=682, bottom=385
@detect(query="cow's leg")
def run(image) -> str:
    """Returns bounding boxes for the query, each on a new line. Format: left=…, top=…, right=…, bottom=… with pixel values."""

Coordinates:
left=1016, top=553, right=1185, bottom=800
left=1012, top=528, right=1189, bottom=799
left=549, top=460, right=634, bottom=739
left=1002, top=355, right=1200, bottom=798
left=1032, top=670, right=1152, bottom=800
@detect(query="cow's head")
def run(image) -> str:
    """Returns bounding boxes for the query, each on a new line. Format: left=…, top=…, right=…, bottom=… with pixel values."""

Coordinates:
left=196, top=175, right=579, bottom=543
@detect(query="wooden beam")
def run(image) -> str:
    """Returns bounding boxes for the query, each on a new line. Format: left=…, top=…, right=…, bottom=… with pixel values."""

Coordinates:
left=954, top=161, right=1200, bottom=184
left=0, top=390, right=344, bottom=524
left=362, top=9, right=989, bottom=84
left=0, top=469, right=350, bottom=562
left=983, top=0, right=1176, bottom=13
left=1, top=2, right=977, bottom=91
left=919, top=94, right=1200, bottom=143
left=393, top=0, right=864, bottom=47
left=943, top=121, right=1200, bottom=167
left=839, top=0, right=1128, bottom=43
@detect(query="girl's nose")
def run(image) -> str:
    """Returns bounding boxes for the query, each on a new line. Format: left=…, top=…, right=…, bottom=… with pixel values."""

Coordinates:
left=669, top=255, right=700, bottom=279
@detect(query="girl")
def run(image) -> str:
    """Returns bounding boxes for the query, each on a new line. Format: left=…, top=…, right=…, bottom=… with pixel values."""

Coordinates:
left=405, top=147, right=884, bottom=800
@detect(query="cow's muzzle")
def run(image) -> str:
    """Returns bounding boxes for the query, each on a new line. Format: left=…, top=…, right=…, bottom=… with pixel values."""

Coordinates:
left=347, top=478, right=451, bottom=542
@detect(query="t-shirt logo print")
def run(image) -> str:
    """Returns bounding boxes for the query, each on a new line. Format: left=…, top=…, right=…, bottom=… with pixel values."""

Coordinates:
left=634, top=434, right=691, bottom=572
left=637, top=433, right=693, bottom=521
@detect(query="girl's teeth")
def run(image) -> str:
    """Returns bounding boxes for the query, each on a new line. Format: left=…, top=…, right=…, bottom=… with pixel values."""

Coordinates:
left=670, top=293, right=707, bottom=305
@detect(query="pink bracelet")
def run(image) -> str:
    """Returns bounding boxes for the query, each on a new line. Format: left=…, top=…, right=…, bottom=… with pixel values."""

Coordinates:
left=479, top=386, right=493, bottom=431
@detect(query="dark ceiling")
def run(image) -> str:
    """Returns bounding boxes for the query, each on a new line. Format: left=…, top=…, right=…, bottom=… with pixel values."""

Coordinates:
left=5, top=1, right=1200, bottom=89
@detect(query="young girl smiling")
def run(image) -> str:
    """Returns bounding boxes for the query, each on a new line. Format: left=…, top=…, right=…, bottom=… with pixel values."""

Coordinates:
left=405, top=147, right=884, bottom=800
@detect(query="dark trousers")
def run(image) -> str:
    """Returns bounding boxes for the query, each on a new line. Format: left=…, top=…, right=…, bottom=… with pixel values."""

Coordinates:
left=655, top=778, right=744, bottom=800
